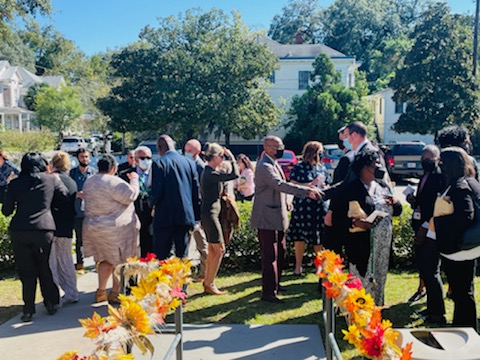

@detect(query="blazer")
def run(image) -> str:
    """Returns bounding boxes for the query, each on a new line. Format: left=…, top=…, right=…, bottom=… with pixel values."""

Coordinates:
left=251, top=154, right=308, bottom=231
left=411, top=166, right=443, bottom=232
left=52, top=171, right=78, bottom=238
left=3, top=172, right=68, bottom=231
left=435, top=177, right=480, bottom=254
left=151, top=150, right=201, bottom=227
left=332, top=150, right=355, bottom=184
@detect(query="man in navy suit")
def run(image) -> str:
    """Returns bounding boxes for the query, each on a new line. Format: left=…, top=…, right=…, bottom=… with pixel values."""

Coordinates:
left=151, top=135, right=201, bottom=260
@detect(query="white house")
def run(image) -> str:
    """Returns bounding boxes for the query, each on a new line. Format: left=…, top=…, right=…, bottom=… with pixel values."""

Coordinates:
left=204, top=35, right=359, bottom=151
left=0, top=60, right=64, bottom=132
left=367, top=87, right=434, bottom=144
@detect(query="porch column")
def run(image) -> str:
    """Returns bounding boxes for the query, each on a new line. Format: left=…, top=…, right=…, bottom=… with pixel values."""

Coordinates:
left=18, top=114, right=23, bottom=133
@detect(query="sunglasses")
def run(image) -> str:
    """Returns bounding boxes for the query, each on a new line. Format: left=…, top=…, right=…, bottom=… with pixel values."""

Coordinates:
left=138, top=156, right=152, bottom=160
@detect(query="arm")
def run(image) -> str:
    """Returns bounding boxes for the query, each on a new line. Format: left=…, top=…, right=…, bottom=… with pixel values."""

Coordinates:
left=190, top=163, right=201, bottom=222
left=208, top=161, right=240, bottom=183
left=111, top=176, right=139, bottom=205
left=259, top=162, right=308, bottom=198
left=2, top=181, right=15, bottom=216
left=333, top=156, right=350, bottom=184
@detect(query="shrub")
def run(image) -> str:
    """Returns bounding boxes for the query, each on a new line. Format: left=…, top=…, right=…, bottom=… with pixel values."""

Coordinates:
left=0, top=213, right=13, bottom=271
left=0, top=130, right=57, bottom=153
left=391, top=204, right=415, bottom=268
left=223, top=201, right=260, bottom=271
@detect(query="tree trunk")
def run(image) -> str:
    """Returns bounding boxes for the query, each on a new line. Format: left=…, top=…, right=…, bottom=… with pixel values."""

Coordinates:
left=121, top=132, right=125, bottom=154
left=224, top=131, right=231, bottom=147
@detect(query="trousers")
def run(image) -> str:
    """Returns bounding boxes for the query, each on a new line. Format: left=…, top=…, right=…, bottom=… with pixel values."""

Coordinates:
left=258, top=229, right=286, bottom=298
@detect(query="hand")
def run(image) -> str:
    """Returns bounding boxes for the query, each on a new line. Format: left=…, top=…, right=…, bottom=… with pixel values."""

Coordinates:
left=311, top=175, right=320, bottom=187
left=383, top=194, right=397, bottom=206
left=307, top=187, right=322, bottom=200
left=352, top=218, right=372, bottom=230
left=224, top=148, right=235, bottom=160
left=287, top=202, right=293, bottom=211
left=324, top=210, right=333, bottom=227
left=415, top=227, right=427, bottom=246
left=6, top=173, right=17, bottom=183
left=127, top=172, right=139, bottom=181
left=406, top=194, right=416, bottom=205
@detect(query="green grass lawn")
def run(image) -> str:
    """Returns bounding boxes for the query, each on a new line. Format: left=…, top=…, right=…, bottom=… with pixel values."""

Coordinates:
left=2, top=268, right=480, bottom=359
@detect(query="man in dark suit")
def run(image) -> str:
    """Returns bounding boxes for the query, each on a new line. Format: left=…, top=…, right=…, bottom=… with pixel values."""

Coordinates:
left=151, top=135, right=201, bottom=260
left=251, top=135, right=322, bottom=303
left=117, top=151, right=135, bottom=177
left=184, top=138, right=208, bottom=281
left=332, top=126, right=355, bottom=184
left=406, top=145, right=446, bottom=324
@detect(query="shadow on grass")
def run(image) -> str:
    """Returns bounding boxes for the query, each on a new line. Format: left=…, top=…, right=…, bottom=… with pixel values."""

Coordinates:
left=0, top=305, right=22, bottom=325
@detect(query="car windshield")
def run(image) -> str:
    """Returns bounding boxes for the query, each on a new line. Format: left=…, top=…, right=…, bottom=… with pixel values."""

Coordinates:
left=63, top=138, right=80, bottom=143
left=325, top=149, right=344, bottom=157
left=392, top=145, right=424, bottom=155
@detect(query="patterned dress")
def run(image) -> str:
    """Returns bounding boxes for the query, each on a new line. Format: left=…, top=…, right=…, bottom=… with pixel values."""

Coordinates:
left=286, top=162, right=331, bottom=245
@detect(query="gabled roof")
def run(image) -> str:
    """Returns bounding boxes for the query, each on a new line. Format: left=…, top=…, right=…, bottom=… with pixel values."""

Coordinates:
left=0, top=60, right=64, bottom=87
left=255, top=34, right=351, bottom=59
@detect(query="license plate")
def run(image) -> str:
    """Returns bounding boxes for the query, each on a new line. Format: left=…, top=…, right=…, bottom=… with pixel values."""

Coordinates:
left=407, top=162, right=416, bottom=168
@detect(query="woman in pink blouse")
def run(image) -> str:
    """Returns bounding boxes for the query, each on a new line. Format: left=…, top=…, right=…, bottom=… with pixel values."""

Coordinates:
left=234, top=154, right=255, bottom=202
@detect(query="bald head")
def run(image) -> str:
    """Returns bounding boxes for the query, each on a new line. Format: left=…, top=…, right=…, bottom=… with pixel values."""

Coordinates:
left=263, top=135, right=284, bottom=159
left=184, top=139, right=201, bottom=159
left=156, top=134, right=176, bottom=155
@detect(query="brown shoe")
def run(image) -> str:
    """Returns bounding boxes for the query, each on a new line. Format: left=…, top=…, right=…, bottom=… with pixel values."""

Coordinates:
left=108, top=291, right=121, bottom=305
left=95, top=289, right=107, bottom=303
left=203, top=283, right=228, bottom=295
left=76, top=263, right=85, bottom=275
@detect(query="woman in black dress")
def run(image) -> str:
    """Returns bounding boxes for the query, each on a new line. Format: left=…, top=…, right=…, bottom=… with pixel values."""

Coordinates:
left=3, top=153, right=67, bottom=322
left=201, top=143, right=239, bottom=295
left=287, top=141, right=331, bottom=276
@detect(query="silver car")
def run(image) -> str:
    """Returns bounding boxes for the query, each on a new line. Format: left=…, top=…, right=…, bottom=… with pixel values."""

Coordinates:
left=59, top=136, right=88, bottom=154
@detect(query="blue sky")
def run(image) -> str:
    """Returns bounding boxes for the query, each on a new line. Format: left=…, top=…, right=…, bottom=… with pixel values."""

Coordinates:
left=41, top=0, right=475, bottom=55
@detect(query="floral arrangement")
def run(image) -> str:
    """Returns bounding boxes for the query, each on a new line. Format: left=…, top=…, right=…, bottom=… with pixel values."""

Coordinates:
left=315, top=250, right=412, bottom=360
left=57, top=254, right=192, bottom=360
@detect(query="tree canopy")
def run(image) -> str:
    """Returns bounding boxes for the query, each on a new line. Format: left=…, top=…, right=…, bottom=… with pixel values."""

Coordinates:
left=285, top=53, right=372, bottom=152
left=98, top=9, right=280, bottom=144
left=391, top=3, right=480, bottom=134
left=34, top=85, right=84, bottom=132
left=0, top=0, right=51, bottom=38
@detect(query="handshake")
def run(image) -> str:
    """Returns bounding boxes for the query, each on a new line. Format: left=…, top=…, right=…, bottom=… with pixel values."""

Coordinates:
left=306, top=187, right=323, bottom=200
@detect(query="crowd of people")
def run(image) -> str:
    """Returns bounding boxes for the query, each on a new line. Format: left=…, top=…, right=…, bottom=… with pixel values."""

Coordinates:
left=1, top=122, right=478, bottom=332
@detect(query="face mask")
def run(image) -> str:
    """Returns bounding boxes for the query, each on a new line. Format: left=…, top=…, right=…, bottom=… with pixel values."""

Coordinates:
left=185, top=152, right=194, bottom=160
left=343, top=138, right=352, bottom=151
left=374, top=166, right=386, bottom=179
left=421, top=158, right=436, bottom=172
left=275, top=148, right=285, bottom=159
left=138, top=158, right=152, bottom=171
left=79, top=161, right=89, bottom=167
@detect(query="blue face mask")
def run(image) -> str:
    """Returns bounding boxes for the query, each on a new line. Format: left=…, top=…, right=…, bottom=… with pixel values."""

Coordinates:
left=343, top=138, right=352, bottom=151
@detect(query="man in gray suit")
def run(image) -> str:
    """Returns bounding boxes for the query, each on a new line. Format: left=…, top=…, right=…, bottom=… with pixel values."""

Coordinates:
left=251, top=135, right=322, bottom=303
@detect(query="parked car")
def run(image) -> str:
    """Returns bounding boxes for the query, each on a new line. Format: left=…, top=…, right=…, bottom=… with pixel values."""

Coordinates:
left=59, top=136, right=89, bottom=154
left=386, top=142, right=425, bottom=179
left=86, top=137, right=101, bottom=156
left=322, top=144, right=344, bottom=176
left=260, top=149, right=298, bottom=180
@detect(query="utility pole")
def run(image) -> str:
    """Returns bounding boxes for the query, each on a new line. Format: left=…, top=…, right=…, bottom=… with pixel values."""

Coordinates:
left=474, top=0, right=480, bottom=78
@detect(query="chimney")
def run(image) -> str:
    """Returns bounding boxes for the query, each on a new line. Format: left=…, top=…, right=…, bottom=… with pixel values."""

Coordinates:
left=295, top=32, right=304, bottom=44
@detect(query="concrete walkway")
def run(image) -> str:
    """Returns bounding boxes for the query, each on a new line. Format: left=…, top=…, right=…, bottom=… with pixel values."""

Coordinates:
left=0, top=258, right=326, bottom=360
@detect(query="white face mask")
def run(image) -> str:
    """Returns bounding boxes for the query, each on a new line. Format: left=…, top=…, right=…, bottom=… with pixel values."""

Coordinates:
left=138, top=158, right=152, bottom=171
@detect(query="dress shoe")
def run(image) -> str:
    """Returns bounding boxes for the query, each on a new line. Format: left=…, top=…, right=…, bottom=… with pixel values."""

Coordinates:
left=203, top=283, right=228, bottom=295
left=424, top=315, right=446, bottom=325
left=261, top=296, right=283, bottom=304
left=408, top=290, right=426, bottom=302
left=21, top=313, right=33, bottom=322
left=45, top=301, right=58, bottom=315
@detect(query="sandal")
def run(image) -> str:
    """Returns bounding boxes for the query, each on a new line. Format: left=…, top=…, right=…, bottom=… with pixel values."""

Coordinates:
left=108, top=291, right=121, bottom=305
left=95, top=289, right=107, bottom=303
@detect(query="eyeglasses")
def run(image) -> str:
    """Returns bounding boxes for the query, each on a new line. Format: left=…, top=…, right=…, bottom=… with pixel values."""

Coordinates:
left=138, top=156, right=152, bottom=160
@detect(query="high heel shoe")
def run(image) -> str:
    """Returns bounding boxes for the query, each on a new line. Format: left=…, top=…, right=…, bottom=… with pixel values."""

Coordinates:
left=108, top=291, right=121, bottom=305
left=95, top=289, right=108, bottom=303
left=203, top=283, right=228, bottom=295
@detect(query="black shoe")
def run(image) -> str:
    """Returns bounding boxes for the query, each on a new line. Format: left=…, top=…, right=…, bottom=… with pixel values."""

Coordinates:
left=261, top=296, right=283, bottom=304
left=21, top=313, right=33, bottom=322
left=424, top=315, right=446, bottom=325
left=408, top=290, right=426, bottom=302
left=45, top=301, right=58, bottom=315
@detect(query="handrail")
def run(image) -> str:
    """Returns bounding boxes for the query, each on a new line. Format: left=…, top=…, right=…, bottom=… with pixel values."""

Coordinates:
left=322, top=281, right=343, bottom=360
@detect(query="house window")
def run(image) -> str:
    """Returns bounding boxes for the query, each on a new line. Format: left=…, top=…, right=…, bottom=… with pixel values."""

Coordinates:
left=268, top=71, right=275, bottom=84
left=395, top=101, right=404, bottom=114
left=379, top=99, right=383, bottom=115
left=298, top=71, right=310, bottom=90
left=348, top=73, right=353, bottom=88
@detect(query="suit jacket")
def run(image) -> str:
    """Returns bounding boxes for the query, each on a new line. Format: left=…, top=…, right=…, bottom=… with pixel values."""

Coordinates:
left=411, top=166, right=443, bottom=232
left=435, top=177, right=480, bottom=254
left=3, top=172, right=68, bottom=231
left=251, top=154, right=308, bottom=231
left=52, top=171, right=78, bottom=238
left=332, top=150, right=354, bottom=184
left=151, top=150, right=201, bottom=227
